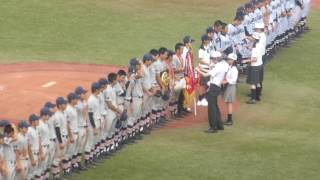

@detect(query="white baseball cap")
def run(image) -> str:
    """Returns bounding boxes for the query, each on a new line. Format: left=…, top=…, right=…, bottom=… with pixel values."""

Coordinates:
left=210, top=51, right=222, bottom=58
left=227, top=53, right=237, bottom=61
left=254, top=22, right=264, bottom=29
left=252, top=32, right=260, bottom=40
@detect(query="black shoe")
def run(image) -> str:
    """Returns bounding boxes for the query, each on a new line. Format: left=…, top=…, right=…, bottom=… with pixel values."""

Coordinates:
left=204, top=128, right=218, bottom=133
left=224, top=120, right=233, bottom=126
left=246, top=99, right=256, bottom=104
left=217, top=126, right=224, bottom=130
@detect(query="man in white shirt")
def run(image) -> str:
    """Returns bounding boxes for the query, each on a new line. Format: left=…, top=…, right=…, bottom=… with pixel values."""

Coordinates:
left=2, top=124, right=18, bottom=180
left=198, top=52, right=229, bottom=133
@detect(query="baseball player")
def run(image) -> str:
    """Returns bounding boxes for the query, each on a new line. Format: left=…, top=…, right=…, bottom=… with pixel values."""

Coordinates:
left=43, top=102, right=59, bottom=179
left=65, top=92, right=81, bottom=172
left=38, top=107, right=52, bottom=179
left=85, top=82, right=100, bottom=167
left=172, top=43, right=187, bottom=117
left=222, top=53, right=239, bottom=126
left=126, top=58, right=145, bottom=139
left=13, top=120, right=30, bottom=180
left=0, top=132, right=8, bottom=179
left=105, top=73, right=122, bottom=149
left=97, top=78, right=108, bottom=157
left=158, top=47, right=170, bottom=122
left=53, top=97, right=70, bottom=177
left=115, top=70, right=129, bottom=141
left=74, top=86, right=89, bottom=170
left=2, top=124, right=18, bottom=180
left=27, top=114, right=44, bottom=180
left=85, top=82, right=101, bottom=166
left=141, top=54, right=156, bottom=129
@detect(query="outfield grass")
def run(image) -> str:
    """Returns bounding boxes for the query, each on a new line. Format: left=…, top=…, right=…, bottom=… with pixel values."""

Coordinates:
left=70, top=9, right=320, bottom=180
left=1, top=0, right=320, bottom=179
left=0, top=0, right=242, bottom=64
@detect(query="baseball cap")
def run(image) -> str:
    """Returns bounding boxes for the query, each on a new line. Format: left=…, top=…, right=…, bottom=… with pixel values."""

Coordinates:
left=67, top=92, right=79, bottom=102
left=44, top=102, right=56, bottom=108
left=227, top=53, right=238, bottom=61
left=143, top=54, right=153, bottom=61
left=29, top=114, right=39, bottom=122
left=129, top=58, right=140, bottom=67
left=210, top=51, right=222, bottom=58
left=18, top=120, right=29, bottom=129
left=40, top=107, right=51, bottom=116
left=0, top=120, right=10, bottom=127
left=75, top=86, right=88, bottom=95
left=206, top=27, right=214, bottom=34
left=91, top=82, right=101, bottom=92
left=252, top=32, right=260, bottom=40
left=56, top=97, right=68, bottom=106
left=201, top=34, right=210, bottom=41
left=254, top=22, right=264, bottom=29
left=98, top=78, right=109, bottom=86
left=183, top=36, right=195, bottom=44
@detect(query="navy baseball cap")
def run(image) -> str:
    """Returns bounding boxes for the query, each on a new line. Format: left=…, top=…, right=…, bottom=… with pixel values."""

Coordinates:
left=183, top=36, right=195, bottom=44
left=129, top=58, right=140, bottom=66
left=0, top=120, right=10, bottom=127
left=201, top=34, right=210, bottom=41
left=56, top=97, right=67, bottom=106
left=206, top=27, right=214, bottom=34
left=67, top=92, right=79, bottom=102
left=40, top=107, right=51, bottom=116
left=18, top=120, right=29, bottom=129
left=98, top=78, right=108, bottom=86
left=91, top=82, right=101, bottom=92
left=29, top=114, right=39, bottom=122
left=44, top=102, right=56, bottom=108
left=75, top=86, right=88, bottom=95
left=143, top=54, right=153, bottom=61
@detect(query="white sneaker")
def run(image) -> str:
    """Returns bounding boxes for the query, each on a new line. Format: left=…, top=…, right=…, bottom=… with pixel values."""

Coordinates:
left=201, top=98, right=208, bottom=106
left=197, top=100, right=202, bottom=106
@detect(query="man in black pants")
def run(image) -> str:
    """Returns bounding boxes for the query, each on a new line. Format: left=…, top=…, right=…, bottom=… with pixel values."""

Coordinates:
left=199, top=52, right=229, bottom=133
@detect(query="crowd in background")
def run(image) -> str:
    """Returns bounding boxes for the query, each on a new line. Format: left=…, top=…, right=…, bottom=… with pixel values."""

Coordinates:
left=0, top=0, right=311, bottom=179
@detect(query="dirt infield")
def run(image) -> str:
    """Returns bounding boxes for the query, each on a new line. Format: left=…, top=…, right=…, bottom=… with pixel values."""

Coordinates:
left=312, top=0, right=320, bottom=8
left=0, top=63, right=123, bottom=124
left=165, top=97, right=240, bottom=129
left=0, top=63, right=240, bottom=128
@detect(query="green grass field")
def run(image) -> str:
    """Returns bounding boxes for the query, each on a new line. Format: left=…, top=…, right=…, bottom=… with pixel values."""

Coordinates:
left=1, top=0, right=320, bottom=179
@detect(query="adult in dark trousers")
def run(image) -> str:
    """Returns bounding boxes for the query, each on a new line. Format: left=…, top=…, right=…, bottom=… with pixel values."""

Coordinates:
left=198, top=52, right=229, bottom=133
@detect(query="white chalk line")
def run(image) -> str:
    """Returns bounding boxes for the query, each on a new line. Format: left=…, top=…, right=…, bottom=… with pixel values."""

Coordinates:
left=41, top=81, right=56, bottom=88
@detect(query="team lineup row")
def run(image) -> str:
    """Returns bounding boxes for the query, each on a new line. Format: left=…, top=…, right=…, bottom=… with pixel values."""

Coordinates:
left=0, top=0, right=311, bottom=179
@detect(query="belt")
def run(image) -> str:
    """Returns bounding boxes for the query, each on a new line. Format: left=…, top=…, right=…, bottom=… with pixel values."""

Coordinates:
left=62, top=135, right=68, bottom=138
left=132, top=96, right=143, bottom=99
left=33, top=152, right=39, bottom=156
left=43, top=144, right=49, bottom=148
left=118, top=103, right=124, bottom=106
left=50, top=138, right=56, bottom=142
left=8, top=160, right=16, bottom=164
left=79, top=125, right=88, bottom=128
left=20, top=158, right=29, bottom=161
left=73, top=132, right=79, bottom=135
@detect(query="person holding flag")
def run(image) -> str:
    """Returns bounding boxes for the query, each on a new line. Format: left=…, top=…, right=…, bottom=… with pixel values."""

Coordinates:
left=182, top=36, right=196, bottom=114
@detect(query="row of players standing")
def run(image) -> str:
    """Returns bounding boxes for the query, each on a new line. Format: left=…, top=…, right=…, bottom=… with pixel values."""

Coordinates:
left=196, top=0, right=310, bottom=132
left=0, top=43, right=198, bottom=180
